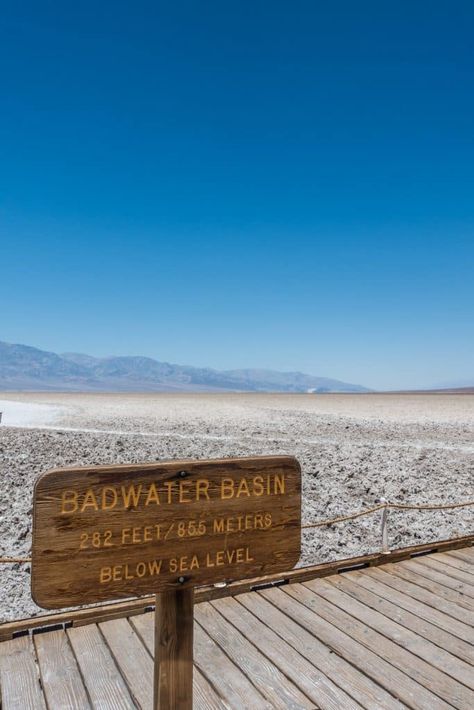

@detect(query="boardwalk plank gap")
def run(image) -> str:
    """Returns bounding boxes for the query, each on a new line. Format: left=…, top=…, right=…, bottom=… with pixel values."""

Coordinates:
left=362, top=566, right=474, bottom=628
left=386, top=563, right=474, bottom=612
left=210, top=595, right=364, bottom=710
left=326, top=573, right=474, bottom=665
left=398, top=559, right=474, bottom=600
left=301, top=578, right=474, bottom=704
left=438, top=552, right=474, bottom=576
left=34, top=629, right=91, bottom=709
left=258, top=586, right=438, bottom=709
left=345, top=568, right=474, bottom=649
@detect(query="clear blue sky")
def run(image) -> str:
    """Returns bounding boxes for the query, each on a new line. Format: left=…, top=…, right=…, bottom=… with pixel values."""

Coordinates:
left=1, top=2, right=473, bottom=390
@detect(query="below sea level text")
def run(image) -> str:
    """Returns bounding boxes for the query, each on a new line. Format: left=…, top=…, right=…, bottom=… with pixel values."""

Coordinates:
left=99, top=545, right=254, bottom=584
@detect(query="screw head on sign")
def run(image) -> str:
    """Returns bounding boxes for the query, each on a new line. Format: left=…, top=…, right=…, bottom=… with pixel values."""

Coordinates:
left=178, top=471, right=187, bottom=478
left=178, top=576, right=185, bottom=584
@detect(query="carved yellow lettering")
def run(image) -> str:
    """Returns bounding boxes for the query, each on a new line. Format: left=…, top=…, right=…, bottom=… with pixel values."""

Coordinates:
left=216, top=550, right=225, bottom=566
left=164, top=481, right=174, bottom=504
left=206, top=553, right=215, bottom=567
left=148, top=559, right=162, bottom=575
left=221, top=478, right=234, bottom=499
left=61, top=490, right=78, bottom=514
left=136, top=562, right=146, bottom=577
left=101, top=486, right=118, bottom=511
left=264, top=513, right=272, bottom=527
left=112, top=565, right=122, bottom=581
left=196, top=479, right=210, bottom=500
left=121, top=484, right=142, bottom=508
left=145, top=483, right=160, bottom=506
left=179, top=481, right=192, bottom=503
left=213, top=518, right=225, bottom=533
left=226, top=517, right=235, bottom=532
left=81, top=489, right=99, bottom=512
left=253, top=475, right=264, bottom=496
left=100, top=566, right=112, bottom=583
left=143, top=526, right=152, bottom=542
left=274, top=474, right=285, bottom=494
left=236, top=478, right=250, bottom=497
left=169, top=558, right=178, bottom=573
left=190, top=555, right=199, bottom=570
left=122, top=528, right=131, bottom=544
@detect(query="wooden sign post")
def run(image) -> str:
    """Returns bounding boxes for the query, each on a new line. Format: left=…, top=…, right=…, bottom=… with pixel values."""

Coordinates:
left=31, top=455, right=301, bottom=708
left=154, top=588, right=194, bottom=708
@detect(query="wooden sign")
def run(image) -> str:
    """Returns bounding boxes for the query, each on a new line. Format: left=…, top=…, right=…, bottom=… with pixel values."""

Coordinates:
left=31, top=456, right=301, bottom=608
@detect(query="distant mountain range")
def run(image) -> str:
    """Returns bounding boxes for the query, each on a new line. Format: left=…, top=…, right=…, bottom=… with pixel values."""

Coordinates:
left=0, top=340, right=370, bottom=393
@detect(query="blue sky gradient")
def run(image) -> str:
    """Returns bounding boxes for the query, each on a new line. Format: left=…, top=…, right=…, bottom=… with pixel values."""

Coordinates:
left=1, top=2, right=473, bottom=389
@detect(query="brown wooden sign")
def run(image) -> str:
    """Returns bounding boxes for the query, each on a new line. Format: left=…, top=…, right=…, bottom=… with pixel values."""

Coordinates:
left=31, top=456, right=301, bottom=608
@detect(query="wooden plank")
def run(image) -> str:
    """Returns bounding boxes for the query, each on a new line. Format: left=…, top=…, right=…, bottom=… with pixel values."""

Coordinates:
left=364, top=566, right=474, bottom=627
left=130, top=613, right=226, bottom=710
left=67, top=623, right=135, bottom=709
left=348, top=568, right=474, bottom=646
left=303, top=579, right=474, bottom=707
left=243, top=588, right=418, bottom=710
left=447, top=548, right=474, bottom=564
left=0, top=635, right=46, bottom=710
left=439, top=551, right=474, bottom=575
left=32, top=456, right=301, bottom=607
left=191, top=670, right=231, bottom=710
left=196, top=600, right=314, bottom=709
left=99, top=617, right=153, bottom=710
left=211, top=595, right=366, bottom=710
left=400, top=559, right=474, bottom=600
left=2, top=536, right=473, bottom=642
left=194, top=622, right=273, bottom=709
left=277, top=583, right=452, bottom=710
left=326, top=573, right=474, bottom=668
left=154, top=588, right=193, bottom=710
left=131, top=614, right=271, bottom=710
left=418, top=556, right=474, bottom=586
left=388, top=562, right=474, bottom=611
left=34, top=629, right=91, bottom=709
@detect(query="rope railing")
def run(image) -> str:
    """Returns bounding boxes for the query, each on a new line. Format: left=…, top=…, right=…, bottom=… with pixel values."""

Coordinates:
left=301, top=498, right=474, bottom=530
left=1, top=498, right=473, bottom=564
left=301, top=504, right=386, bottom=529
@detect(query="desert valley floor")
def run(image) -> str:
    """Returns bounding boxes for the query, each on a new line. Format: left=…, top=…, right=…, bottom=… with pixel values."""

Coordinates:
left=0, top=392, right=473, bottom=622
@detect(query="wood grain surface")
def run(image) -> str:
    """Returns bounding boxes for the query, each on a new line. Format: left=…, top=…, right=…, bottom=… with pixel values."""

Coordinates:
left=32, top=455, right=301, bottom=607
left=154, top=589, right=194, bottom=709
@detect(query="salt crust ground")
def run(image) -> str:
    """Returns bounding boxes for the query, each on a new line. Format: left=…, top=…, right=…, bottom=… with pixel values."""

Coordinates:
left=0, top=392, right=473, bottom=623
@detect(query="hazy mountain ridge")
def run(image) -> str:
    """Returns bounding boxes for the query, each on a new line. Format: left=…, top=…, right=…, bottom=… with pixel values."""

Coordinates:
left=0, top=340, right=370, bottom=393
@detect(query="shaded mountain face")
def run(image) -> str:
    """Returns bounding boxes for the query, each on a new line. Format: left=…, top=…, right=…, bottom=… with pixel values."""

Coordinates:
left=0, top=340, right=370, bottom=393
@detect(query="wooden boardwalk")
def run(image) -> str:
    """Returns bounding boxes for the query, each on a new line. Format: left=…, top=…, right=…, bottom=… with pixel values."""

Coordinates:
left=0, top=545, right=473, bottom=709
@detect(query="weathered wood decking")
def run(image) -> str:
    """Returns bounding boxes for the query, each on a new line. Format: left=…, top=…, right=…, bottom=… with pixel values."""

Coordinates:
left=0, top=545, right=473, bottom=709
